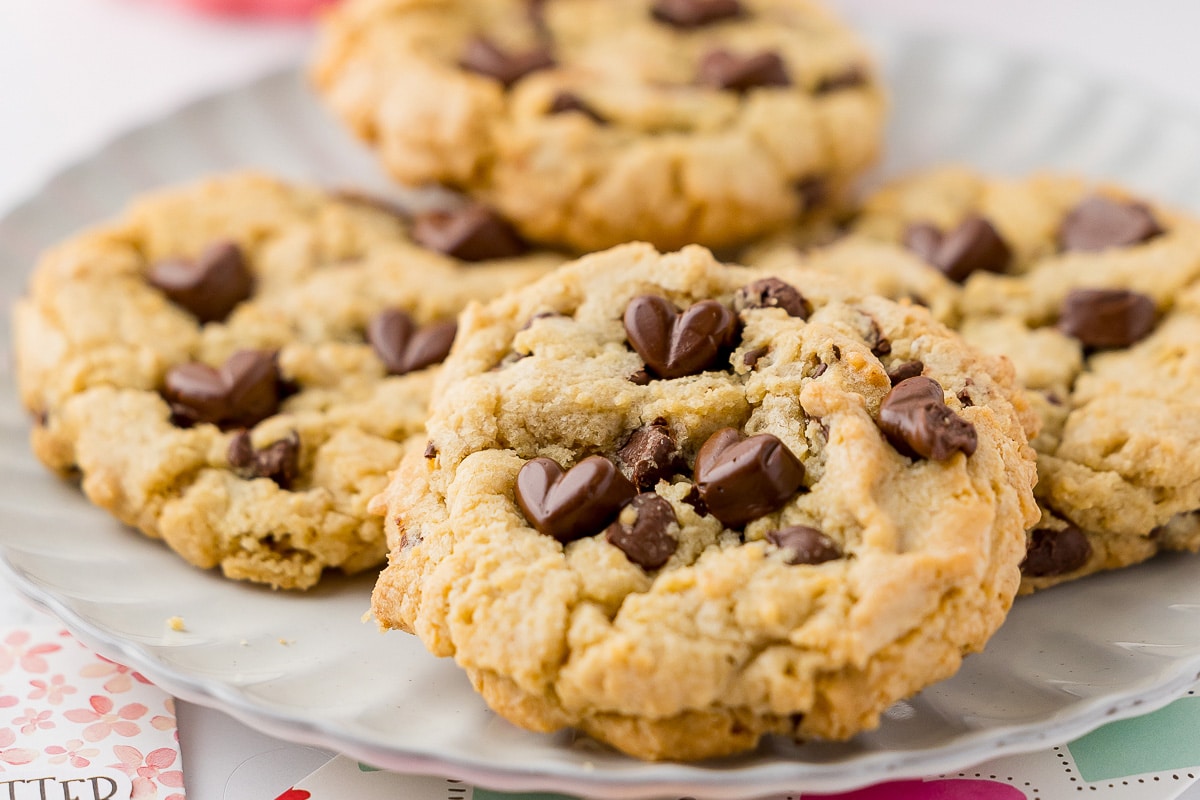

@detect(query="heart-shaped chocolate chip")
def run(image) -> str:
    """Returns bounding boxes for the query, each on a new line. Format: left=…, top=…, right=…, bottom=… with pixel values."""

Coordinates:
left=903, top=216, right=1011, bottom=283
left=1021, top=524, right=1092, bottom=577
left=698, top=49, right=790, bottom=92
left=1058, top=288, right=1157, bottom=349
left=652, top=0, right=744, bottom=28
left=878, top=376, right=977, bottom=461
left=228, top=430, right=300, bottom=489
left=766, top=525, right=842, bottom=565
left=412, top=205, right=528, bottom=262
left=163, top=350, right=282, bottom=429
left=694, top=428, right=805, bottom=528
left=459, top=37, right=554, bottom=87
left=605, top=493, right=678, bottom=570
left=733, top=277, right=810, bottom=318
left=367, top=310, right=458, bottom=375
left=146, top=240, right=253, bottom=323
left=1059, top=196, right=1163, bottom=252
left=624, top=295, right=738, bottom=379
left=618, top=420, right=684, bottom=490
left=516, top=456, right=637, bottom=543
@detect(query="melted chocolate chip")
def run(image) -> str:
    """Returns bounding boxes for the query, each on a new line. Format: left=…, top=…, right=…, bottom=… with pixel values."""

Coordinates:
left=146, top=240, right=253, bottom=323
left=878, top=376, right=977, bottom=461
left=515, top=456, right=636, bottom=542
left=734, top=277, right=810, bottom=318
left=766, top=525, right=842, bottom=565
left=743, top=346, right=769, bottom=369
left=459, top=37, right=554, bottom=87
left=887, top=360, right=924, bottom=385
left=652, top=0, right=743, bottom=27
left=694, top=428, right=805, bottom=528
left=1059, top=196, right=1164, bottom=252
left=682, top=483, right=709, bottom=516
left=814, top=65, right=867, bottom=94
left=618, top=421, right=684, bottom=491
left=1021, top=524, right=1092, bottom=577
left=605, top=493, right=678, bottom=570
left=623, top=295, right=739, bottom=379
left=1058, top=289, right=1157, bottom=349
left=903, top=216, right=1012, bottom=282
left=164, top=350, right=282, bottom=430
left=698, top=49, right=790, bottom=92
left=228, top=430, right=300, bottom=489
left=367, top=310, right=457, bottom=375
left=547, top=91, right=606, bottom=123
left=412, top=205, right=527, bottom=262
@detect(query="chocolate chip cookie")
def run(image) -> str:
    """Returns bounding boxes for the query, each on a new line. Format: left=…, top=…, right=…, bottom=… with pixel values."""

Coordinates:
left=13, top=173, right=560, bottom=589
left=312, top=0, right=884, bottom=253
left=370, top=243, right=1038, bottom=759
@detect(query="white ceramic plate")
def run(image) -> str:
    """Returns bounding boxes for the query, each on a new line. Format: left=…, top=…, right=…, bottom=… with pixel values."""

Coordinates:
left=4, top=26, right=1200, bottom=799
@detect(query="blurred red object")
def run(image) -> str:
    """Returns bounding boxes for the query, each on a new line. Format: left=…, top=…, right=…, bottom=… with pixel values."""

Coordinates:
left=172, top=0, right=339, bottom=17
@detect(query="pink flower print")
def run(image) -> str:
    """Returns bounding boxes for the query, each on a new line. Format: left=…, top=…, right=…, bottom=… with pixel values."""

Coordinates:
left=0, top=728, right=36, bottom=770
left=0, top=631, right=61, bottom=675
left=64, top=695, right=147, bottom=742
left=151, top=698, right=178, bottom=742
left=79, top=655, right=151, bottom=694
left=111, top=745, right=184, bottom=799
left=29, top=673, right=76, bottom=705
left=45, top=738, right=99, bottom=768
left=0, top=694, right=16, bottom=710
left=13, top=708, right=53, bottom=735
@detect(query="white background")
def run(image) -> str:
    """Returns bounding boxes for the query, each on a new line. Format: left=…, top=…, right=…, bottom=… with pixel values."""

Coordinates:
left=3, top=1, right=1200, bottom=797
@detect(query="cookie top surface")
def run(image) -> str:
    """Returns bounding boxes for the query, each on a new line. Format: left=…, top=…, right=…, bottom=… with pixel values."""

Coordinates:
left=14, top=173, right=560, bottom=589
left=371, top=243, right=1038, bottom=759
left=312, top=0, right=884, bottom=252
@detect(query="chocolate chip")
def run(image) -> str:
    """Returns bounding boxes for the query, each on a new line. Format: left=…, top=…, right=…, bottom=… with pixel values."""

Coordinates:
left=878, top=376, right=977, bottom=461
left=870, top=327, right=891, bottom=356
left=412, top=205, right=527, bottom=262
left=734, top=277, right=810, bottom=318
left=814, top=65, right=867, bottom=94
left=459, top=37, right=554, bottom=87
left=682, top=484, right=709, bottom=516
left=887, top=360, right=924, bottom=385
left=228, top=430, right=300, bottom=489
left=694, top=428, right=805, bottom=528
left=146, top=240, right=253, bottom=323
left=624, top=295, right=739, bottom=379
left=367, top=310, right=457, bottom=375
left=618, top=421, right=684, bottom=491
left=956, top=387, right=974, bottom=407
left=515, top=456, right=637, bottom=543
left=698, top=50, right=790, bottom=93
left=904, top=216, right=1012, bottom=283
left=794, top=177, right=828, bottom=211
left=548, top=91, right=606, bottom=124
left=652, top=0, right=743, bottom=28
left=1058, top=289, right=1157, bottom=349
left=743, top=346, right=769, bottom=369
left=811, top=363, right=828, bottom=379
left=1021, top=524, right=1092, bottom=577
left=164, top=350, right=282, bottom=429
left=605, top=493, right=678, bottom=570
left=766, top=525, right=842, bottom=565
left=424, top=441, right=438, bottom=459
left=628, top=368, right=652, bottom=386
left=1059, top=196, right=1164, bottom=252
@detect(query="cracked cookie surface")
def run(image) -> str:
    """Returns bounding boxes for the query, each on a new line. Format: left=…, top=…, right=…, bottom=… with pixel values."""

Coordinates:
left=14, top=173, right=560, bottom=589
left=312, top=0, right=884, bottom=253
left=370, top=243, right=1038, bottom=759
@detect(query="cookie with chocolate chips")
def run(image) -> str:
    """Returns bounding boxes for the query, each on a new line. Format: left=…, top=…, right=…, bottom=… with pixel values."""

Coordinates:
left=312, top=0, right=884, bottom=253
left=370, top=243, right=1038, bottom=761
left=13, top=173, right=561, bottom=589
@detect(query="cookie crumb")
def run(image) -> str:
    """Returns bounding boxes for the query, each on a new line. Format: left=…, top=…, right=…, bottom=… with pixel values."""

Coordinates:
left=166, top=616, right=186, bottom=632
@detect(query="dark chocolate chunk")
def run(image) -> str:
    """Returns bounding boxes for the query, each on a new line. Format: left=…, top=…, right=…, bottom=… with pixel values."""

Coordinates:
left=628, top=368, right=652, bottom=386
left=698, top=49, right=790, bottom=93
left=412, top=204, right=527, bottom=262
left=766, top=525, right=842, bottom=565
left=878, top=376, right=977, bottom=461
left=1021, top=524, right=1092, bottom=577
left=734, top=277, right=810, bottom=318
left=146, top=240, right=253, bottom=323
left=694, top=428, right=805, bottom=528
left=623, top=295, right=738, bottom=379
left=424, top=441, right=438, bottom=459
left=164, top=350, right=282, bottom=430
left=367, top=310, right=457, bottom=375
left=515, top=456, right=636, bottom=542
left=814, top=65, right=867, bottom=94
left=605, top=493, right=678, bottom=570
left=743, top=346, right=769, bottom=369
left=228, top=430, right=300, bottom=489
left=652, top=0, right=743, bottom=28
left=618, top=420, right=684, bottom=490
left=811, top=363, right=828, bottom=379
left=904, top=216, right=1012, bottom=282
left=682, top=483, right=709, bottom=516
left=1059, top=196, right=1164, bottom=253
left=1058, top=288, right=1157, bottom=349
left=887, top=360, right=924, bottom=385
left=547, top=91, right=607, bottom=124
left=459, top=37, right=554, bottom=87
left=794, top=176, right=828, bottom=211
